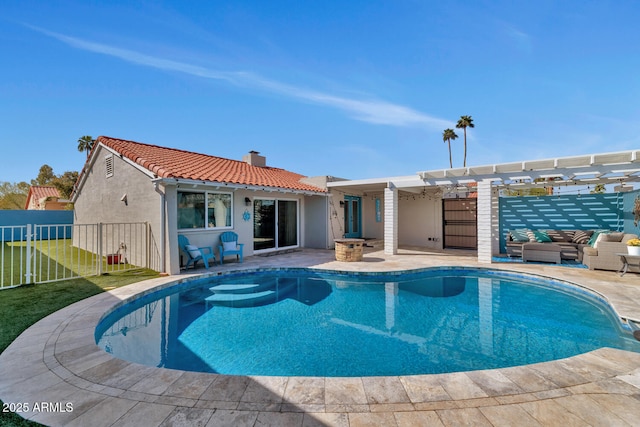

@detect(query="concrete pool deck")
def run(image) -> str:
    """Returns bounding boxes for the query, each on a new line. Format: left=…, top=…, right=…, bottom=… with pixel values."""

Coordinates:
left=2, top=247, right=640, bottom=426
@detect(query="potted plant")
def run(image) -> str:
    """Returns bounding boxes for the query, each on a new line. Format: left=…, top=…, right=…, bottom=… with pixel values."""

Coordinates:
left=627, top=238, right=640, bottom=256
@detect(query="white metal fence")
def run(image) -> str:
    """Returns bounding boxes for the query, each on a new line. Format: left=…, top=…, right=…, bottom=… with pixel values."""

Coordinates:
left=1, top=222, right=161, bottom=289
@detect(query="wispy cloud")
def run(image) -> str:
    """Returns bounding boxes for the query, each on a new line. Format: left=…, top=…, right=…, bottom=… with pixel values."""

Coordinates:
left=499, top=21, right=533, bottom=54
left=28, top=25, right=450, bottom=130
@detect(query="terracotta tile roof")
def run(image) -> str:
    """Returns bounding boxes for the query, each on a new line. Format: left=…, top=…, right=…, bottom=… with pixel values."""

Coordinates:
left=25, top=186, right=62, bottom=209
left=97, top=136, right=326, bottom=193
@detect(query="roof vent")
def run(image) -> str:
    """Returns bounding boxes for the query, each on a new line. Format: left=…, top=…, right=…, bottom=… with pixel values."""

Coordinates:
left=243, top=150, right=266, bottom=167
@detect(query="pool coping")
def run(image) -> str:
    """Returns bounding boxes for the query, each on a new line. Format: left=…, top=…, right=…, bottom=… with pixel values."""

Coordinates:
left=3, top=249, right=640, bottom=426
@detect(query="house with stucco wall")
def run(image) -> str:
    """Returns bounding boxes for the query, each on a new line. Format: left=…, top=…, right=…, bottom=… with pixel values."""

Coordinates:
left=71, top=136, right=333, bottom=275
left=72, top=138, right=640, bottom=274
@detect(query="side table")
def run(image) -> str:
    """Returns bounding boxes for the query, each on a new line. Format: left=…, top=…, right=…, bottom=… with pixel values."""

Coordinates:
left=616, top=253, right=640, bottom=276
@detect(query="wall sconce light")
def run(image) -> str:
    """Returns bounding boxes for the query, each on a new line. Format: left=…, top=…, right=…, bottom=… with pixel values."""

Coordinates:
left=244, top=197, right=252, bottom=206
left=339, top=200, right=345, bottom=207
left=120, top=194, right=128, bottom=206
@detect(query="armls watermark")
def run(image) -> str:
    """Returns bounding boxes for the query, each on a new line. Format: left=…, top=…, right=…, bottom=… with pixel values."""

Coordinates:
left=3, top=402, right=74, bottom=413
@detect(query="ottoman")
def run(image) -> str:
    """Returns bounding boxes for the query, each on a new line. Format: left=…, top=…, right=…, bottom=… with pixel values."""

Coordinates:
left=522, top=243, right=562, bottom=264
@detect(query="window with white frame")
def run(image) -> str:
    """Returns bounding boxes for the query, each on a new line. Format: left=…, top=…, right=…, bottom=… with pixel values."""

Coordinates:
left=178, top=191, right=233, bottom=229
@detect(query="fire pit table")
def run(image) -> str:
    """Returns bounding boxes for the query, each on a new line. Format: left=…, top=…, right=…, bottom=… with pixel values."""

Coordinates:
left=334, top=238, right=365, bottom=262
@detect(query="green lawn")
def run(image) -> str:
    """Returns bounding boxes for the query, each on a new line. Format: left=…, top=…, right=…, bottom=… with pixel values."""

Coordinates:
left=2, top=240, right=137, bottom=289
left=0, top=268, right=160, bottom=427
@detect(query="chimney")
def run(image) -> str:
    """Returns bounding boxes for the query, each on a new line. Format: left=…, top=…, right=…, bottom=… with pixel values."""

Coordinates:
left=243, top=150, right=266, bottom=167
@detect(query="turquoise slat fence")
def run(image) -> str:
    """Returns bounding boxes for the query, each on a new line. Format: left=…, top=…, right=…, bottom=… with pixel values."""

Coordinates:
left=499, top=192, right=631, bottom=253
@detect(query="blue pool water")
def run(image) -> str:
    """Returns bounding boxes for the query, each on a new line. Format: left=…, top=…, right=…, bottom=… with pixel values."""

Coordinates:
left=95, top=268, right=640, bottom=377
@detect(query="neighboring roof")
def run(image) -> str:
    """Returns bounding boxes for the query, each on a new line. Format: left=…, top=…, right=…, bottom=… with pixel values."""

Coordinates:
left=25, top=186, right=61, bottom=210
left=93, top=136, right=326, bottom=193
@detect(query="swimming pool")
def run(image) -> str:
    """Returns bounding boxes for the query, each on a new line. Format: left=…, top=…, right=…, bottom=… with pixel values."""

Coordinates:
left=95, top=267, right=640, bottom=377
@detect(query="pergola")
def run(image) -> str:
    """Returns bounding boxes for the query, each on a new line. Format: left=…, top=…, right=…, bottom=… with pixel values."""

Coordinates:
left=327, top=150, right=640, bottom=263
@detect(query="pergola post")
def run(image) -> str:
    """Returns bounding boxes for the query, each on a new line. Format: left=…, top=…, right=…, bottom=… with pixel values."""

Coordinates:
left=477, top=179, right=497, bottom=263
left=384, top=183, right=398, bottom=255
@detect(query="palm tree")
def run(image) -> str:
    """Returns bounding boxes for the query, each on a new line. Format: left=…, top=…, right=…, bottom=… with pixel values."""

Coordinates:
left=77, top=135, right=95, bottom=159
left=455, top=115, right=474, bottom=167
left=442, top=129, right=458, bottom=168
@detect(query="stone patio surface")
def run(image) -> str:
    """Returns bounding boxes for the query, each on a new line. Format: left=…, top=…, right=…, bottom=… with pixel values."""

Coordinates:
left=2, top=247, right=640, bottom=426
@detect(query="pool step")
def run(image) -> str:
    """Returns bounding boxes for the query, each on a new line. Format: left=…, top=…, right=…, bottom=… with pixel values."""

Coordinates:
left=206, top=280, right=298, bottom=307
left=206, top=290, right=275, bottom=303
left=209, top=284, right=260, bottom=293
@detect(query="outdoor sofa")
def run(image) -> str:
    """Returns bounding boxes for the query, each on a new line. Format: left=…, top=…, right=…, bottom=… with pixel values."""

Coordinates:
left=582, top=232, right=639, bottom=271
left=506, top=229, right=592, bottom=261
left=507, top=229, right=639, bottom=271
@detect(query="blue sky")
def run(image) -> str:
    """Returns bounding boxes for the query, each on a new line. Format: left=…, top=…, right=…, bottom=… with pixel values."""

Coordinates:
left=1, top=1, right=639, bottom=184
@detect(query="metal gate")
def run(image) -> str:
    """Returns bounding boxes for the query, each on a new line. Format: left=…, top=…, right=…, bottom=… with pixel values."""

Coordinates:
left=1, top=222, right=156, bottom=289
left=443, top=198, right=477, bottom=249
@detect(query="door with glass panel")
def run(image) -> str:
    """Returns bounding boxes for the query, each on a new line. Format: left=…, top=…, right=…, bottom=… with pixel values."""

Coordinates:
left=253, top=199, right=298, bottom=251
left=343, top=195, right=361, bottom=238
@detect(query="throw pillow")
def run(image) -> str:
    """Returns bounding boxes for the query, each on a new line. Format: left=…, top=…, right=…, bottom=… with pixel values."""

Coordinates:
left=535, top=230, right=552, bottom=242
left=547, top=230, right=573, bottom=242
left=185, top=244, right=201, bottom=258
left=509, top=229, right=530, bottom=242
left=223, top=241, right=237, bottom=252
left=593, top=233, right=611, bottom=249
left=603, top=232, right=624, bottom=242
left=588, top=230, right=610, bottom=247
left=526, top=230, right=552, bottom=243
left=572, top=230, right=593, bottom=244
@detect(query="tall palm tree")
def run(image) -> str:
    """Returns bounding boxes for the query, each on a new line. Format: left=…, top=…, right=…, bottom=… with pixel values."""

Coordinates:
left=455, top=115, right=474, bottom=167
left=442, top=128, right=458, bottom=168
left=77, top=135, right=95, bottom=159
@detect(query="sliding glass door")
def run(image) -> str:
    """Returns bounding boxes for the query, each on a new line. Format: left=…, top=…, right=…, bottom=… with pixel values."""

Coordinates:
left=254, top=199, right=276, bottom=250
left=254, top=199, right=298, bottom=251
left=278, top=200, right=298, bottom=247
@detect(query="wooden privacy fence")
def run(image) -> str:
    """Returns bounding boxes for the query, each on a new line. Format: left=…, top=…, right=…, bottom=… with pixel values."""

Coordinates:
left=0, top=222, right=161, bottom=289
